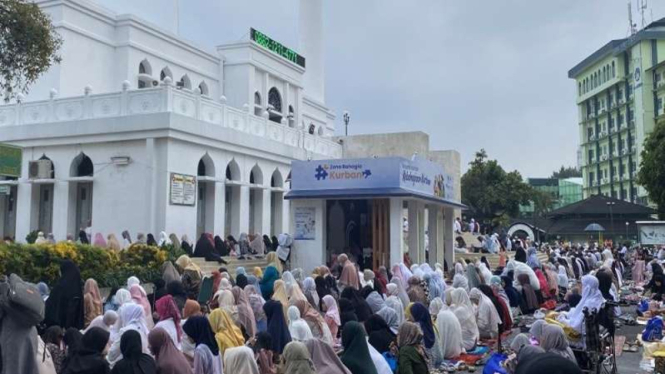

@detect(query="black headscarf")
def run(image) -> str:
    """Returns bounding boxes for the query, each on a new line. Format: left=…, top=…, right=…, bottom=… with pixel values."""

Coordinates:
left=183, top=316, right=219, bottom=356
left=111, top=330, right=156, bottom=374
left=325, top=275, right=339, bottom=298
left=146, top=233, right=157, bottom=246
left=63, top=327, right=83, bottom=363
left=341, top=287, right=372, bottom=322
left=78, top=230, right=89, bottom=244
left=43, top=326, right=64, bottom=345
left=167, top=281, right=187, bottom=312
left=263, top=300, right=291, bottom=354
left=226, top=235, right=237, bottom=247
left=596, top=268, right=614, bottom=300
left=409, top=302, right=435, bottom=349
left=338, top=298, right=358, bottom=328
left=502, top=275, right=520, bottom=307
left=45, top=260, right=84, bottom=329
left=515, top=247, right=527, bottom=263
left=236, top=274, right=248, bottom=289
left=364, top=314, right=395, bottom=353
left=213, top=235, right=228, bottom=256
left=61, top=327, right=110, bottom=374
left=181, top=241, right=193, bottom=256
left=194, top=233, right=214, bottom=259
left=515, top=352, right=581, bottom=374
left=263, top=235, right=273, bottom=252
left=360, top=285, right=374, bottom=299
left=271, top=236, right=279, bottom=251
left=481, top=256, right=491, bottom=271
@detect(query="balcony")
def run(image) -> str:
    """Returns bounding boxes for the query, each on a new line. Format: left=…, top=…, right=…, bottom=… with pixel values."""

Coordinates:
left=0, top=82, right=343, bottom=159
left=656, top=81, right=665, bottom=91
left=598, top=130, right=608, bottom=139
left=600, top=154, right=609, bottom=162
left=589, top=134, right=597, bottom=141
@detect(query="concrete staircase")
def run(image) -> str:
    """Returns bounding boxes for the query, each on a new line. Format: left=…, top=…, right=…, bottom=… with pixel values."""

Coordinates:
left=190, top=256, right=270, bottom=277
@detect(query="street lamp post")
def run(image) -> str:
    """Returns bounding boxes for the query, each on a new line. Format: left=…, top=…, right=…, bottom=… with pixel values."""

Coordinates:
left=343, top=111, right=350, bottom=136
left=607, top=201, right=616, bottom=243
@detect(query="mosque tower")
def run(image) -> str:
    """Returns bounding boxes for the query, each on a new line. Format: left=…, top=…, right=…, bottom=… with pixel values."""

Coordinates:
left=298, top=0, right=325, bottom=104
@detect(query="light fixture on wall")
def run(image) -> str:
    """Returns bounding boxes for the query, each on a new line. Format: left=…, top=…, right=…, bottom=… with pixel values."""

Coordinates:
left=111, top=156, right=131, bottom=166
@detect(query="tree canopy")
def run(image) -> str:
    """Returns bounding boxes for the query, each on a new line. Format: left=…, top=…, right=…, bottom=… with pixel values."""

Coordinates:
left=461, top=149, right=534, bottom=228
left=637, top=121, right=665, bottom=218
left=550, top=165, right=582, bottom=179
left=0, top=0, right=62, bottom=102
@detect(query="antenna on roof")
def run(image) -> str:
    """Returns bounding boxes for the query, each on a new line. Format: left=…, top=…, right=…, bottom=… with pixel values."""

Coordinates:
left=639, top=0, right=648, bottom=29
left=628, top=2, right=637, bottom=35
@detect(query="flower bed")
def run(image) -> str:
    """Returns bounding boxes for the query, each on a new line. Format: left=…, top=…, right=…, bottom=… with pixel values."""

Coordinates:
left=0, top=242, right=184, bottom=288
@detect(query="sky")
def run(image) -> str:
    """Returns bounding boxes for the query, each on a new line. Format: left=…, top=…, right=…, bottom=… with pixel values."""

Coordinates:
left=96, top=0, right=665, bottom=177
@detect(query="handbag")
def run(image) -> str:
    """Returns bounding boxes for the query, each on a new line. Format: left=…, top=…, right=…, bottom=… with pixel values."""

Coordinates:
left=0, top=274, right=45, bottom=327
left=642, top=316, right=664, bottom=342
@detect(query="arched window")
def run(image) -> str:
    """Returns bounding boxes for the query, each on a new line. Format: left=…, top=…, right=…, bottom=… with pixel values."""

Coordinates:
left=249, top=164, right=263, bottom=185
left=198, top=82, right=209, bottom=96
left=138, top=59, right=153, bottom=89
left=160, top=67, right=172, bottom=81
left=225, top=159, right=240, bottom=181
left=70, top=153, right=93, bottom=177
left=178, top=75, right=191, bottom=90
left=268, top=87, right=283, bottom=123
left=317, top=126, right=324, bottom=136
left=612, top=61, right=616, bottom=77
left=254, top=92, right=263, bottom=116
left=37, top=154, right=55, bottom=178
left=198, top=154, right=215, bottom=177
left=308, top=124, right=316, bottom=135
left=578, top=82, right=582, bottom=96
left=271, top=169, right=284, bottom=188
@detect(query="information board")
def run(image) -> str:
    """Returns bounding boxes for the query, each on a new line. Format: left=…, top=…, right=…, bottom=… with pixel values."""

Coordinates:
left=0, top=144, right=21, bottom=178
left=170, top=173, right=196, bottom=206
left=294, top=207, right=316, bottom=240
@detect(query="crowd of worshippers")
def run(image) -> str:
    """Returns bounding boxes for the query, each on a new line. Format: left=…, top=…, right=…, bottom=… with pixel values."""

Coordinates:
left=5, top=239, right=649, bottom=374
left=22, top=230, right=289, bottom=263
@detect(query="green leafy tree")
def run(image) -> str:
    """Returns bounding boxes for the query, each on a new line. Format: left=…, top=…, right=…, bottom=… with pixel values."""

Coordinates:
left=0, top=0, right=62, bottom=102
left=550, top=166, right=582, bottom=179
left=637, top=121, right=665, bottom=218
left=461, top=149, right=534, bottom=228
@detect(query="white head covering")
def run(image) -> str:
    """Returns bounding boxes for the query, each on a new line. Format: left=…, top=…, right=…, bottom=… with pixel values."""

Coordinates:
left=114, top=289, right=132, bottom=306
left=398, top=263, right=413, bottom=282
left=505, top=261, right=541, bottom=291
left=478, top=263, right=493, bottom=285
left=389, top=277, right=409, bottom=307
left=288, top=305, right=314, bottom=341
left=557, top=265, right=569, bottom=288
left=158, top=231, right=172, bottom=246
left=450, top=288, right=479, bottom=350
left=452, top=273, right=469, bottom=292
left=126, top=276, right=140, bottom=289
left=429, top=297, right=447, bottom=316
left=455, top=262, right=466, bottom=275
left=436, top=310, right=464, bottom=359
left=469, top=288, right=501, bottom=336
left=558, top=275, right=605, bottom=333
left=385, top=295, right=405, bottom=326
left=224, top=346, right=260, bottom=374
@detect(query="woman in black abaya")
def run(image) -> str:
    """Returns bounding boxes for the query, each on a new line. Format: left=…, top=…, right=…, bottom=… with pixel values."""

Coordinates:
left=45, top=260, right=84, bottom=329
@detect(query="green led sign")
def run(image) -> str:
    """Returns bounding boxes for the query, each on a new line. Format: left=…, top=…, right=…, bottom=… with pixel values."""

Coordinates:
left=250, top=28, right=306, bottom=69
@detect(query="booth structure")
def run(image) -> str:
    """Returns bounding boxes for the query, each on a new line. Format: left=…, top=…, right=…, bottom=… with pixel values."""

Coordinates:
left=286, top=157, right=465, bottom=273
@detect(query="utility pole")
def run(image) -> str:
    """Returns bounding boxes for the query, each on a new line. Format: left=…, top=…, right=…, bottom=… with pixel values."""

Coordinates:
left=343, top=111, right=350, bottom=136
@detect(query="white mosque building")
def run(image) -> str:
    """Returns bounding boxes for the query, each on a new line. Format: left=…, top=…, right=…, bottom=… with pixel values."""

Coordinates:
left=0, top=0, right=339, bottom=242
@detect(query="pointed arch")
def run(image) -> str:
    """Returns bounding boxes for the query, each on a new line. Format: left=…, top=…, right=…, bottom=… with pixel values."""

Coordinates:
left=271, top=169, right=284, bottom=188
left=38, top=154, right=55, bottom=178
left=225, top=159, right=240, bottom=181
left=178, top=75, right=192, bottom=90
left=198, top=81, right=209, bottom=96
left=70, top=153, right=93, bottom=177
left=197, top=153, right=215, bottom=177
left=139, top=59, right=152, bottom=75
left=160, top=67, right=173, bottom=81
left=249, top=164, right=263, bottom=185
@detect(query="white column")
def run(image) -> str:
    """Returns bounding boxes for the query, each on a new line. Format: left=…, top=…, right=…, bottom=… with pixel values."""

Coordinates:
left=444, top=207, right=455, bottom=267
left=428, top=205, right=439, bottom=267
left=436, top=208, right=445, bottom=266
left=51, top=181, right=70, bottom=240
left=237, top=185, right=250, bottom=235
left=15, top=183, right=32, bottom=242
left=281, top=197, right=290, bottom=235
left=259, top=188, right=271, bottom=235
left=145, top=138, right=156, bottom=234
left=214, top=181, right=226, bottom=237
left=389, top=197, right=404, bottom=266
left=417, top=202, right=425, bottom=264
left=407, top=200, right=421, bottom=264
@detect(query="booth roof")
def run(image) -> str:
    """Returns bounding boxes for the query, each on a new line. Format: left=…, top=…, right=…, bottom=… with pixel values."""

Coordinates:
left=285, top=187, right=467, bottom=209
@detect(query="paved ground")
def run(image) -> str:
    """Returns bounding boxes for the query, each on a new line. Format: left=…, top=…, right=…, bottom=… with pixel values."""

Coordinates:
left=616, top=306, right=647, bottom=374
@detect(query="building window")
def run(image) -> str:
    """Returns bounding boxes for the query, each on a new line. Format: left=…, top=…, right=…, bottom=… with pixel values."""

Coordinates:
left=612, top=61, right=616, bottom=77
left=588, top=149, right=594, bottom=162
left=268, top=87, right=283, bottom=123
left=631, top=161, right=637, bottom=172
left=308, top=124, right=316, bottom=135
left=198, top=82, right=209, bottom=96
left=288, top=105, right=295, bottom=127
left=589, top=172, right=594, bottom=186
left=160, top=67, right=172, bottom=81
left=578, top=82, right=582, bottom=96
left=254, top=92, right=263, bottom=116
left=178, top=75, right=191, bottom=90
left=138, top=60, right=152, bottom=89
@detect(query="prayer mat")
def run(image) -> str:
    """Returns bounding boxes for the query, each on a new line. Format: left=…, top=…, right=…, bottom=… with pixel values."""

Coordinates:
left=614, top=335, right=626, bottom=357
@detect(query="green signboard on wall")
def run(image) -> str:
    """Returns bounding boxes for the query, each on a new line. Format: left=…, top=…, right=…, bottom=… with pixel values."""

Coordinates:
left=250, top=28, right=306, bottom=68
left=0, top=144, right=21, bottom=178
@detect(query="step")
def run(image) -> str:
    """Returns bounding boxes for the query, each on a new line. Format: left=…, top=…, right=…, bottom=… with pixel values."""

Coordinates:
left=455, top=252, right=548, bottom=270
left=190, top=256, right=270, bottom=277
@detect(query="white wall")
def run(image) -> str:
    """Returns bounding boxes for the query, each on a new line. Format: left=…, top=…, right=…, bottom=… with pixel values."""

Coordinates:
left=289, top=199, right=326, bottom=275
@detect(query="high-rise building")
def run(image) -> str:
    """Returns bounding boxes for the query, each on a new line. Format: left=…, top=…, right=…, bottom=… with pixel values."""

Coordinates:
left=568, top=18, right=665, bottom=206
left=519, top=178, right=583, bottom=217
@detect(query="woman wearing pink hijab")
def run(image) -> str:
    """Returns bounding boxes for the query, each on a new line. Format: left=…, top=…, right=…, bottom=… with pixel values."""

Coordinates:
left=130, top=284, right=154, bottom=329
left=93, top=233, right=107, bottom=247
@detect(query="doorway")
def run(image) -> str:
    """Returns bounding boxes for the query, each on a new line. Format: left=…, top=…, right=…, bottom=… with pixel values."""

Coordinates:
left=325, top=199, right=371, bottom=269
left=38, top=184, right=54, bottom=234
left=2, top=186, right=16, bottom=239
left=197, top=183, right=207, bottom=237
left=75, top=182, right=93, bottom=232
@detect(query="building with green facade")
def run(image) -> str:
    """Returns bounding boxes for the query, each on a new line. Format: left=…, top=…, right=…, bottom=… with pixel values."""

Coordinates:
left=519, top=178, right=583, bottom=217
left=568, top=18, right=665, bottom=205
